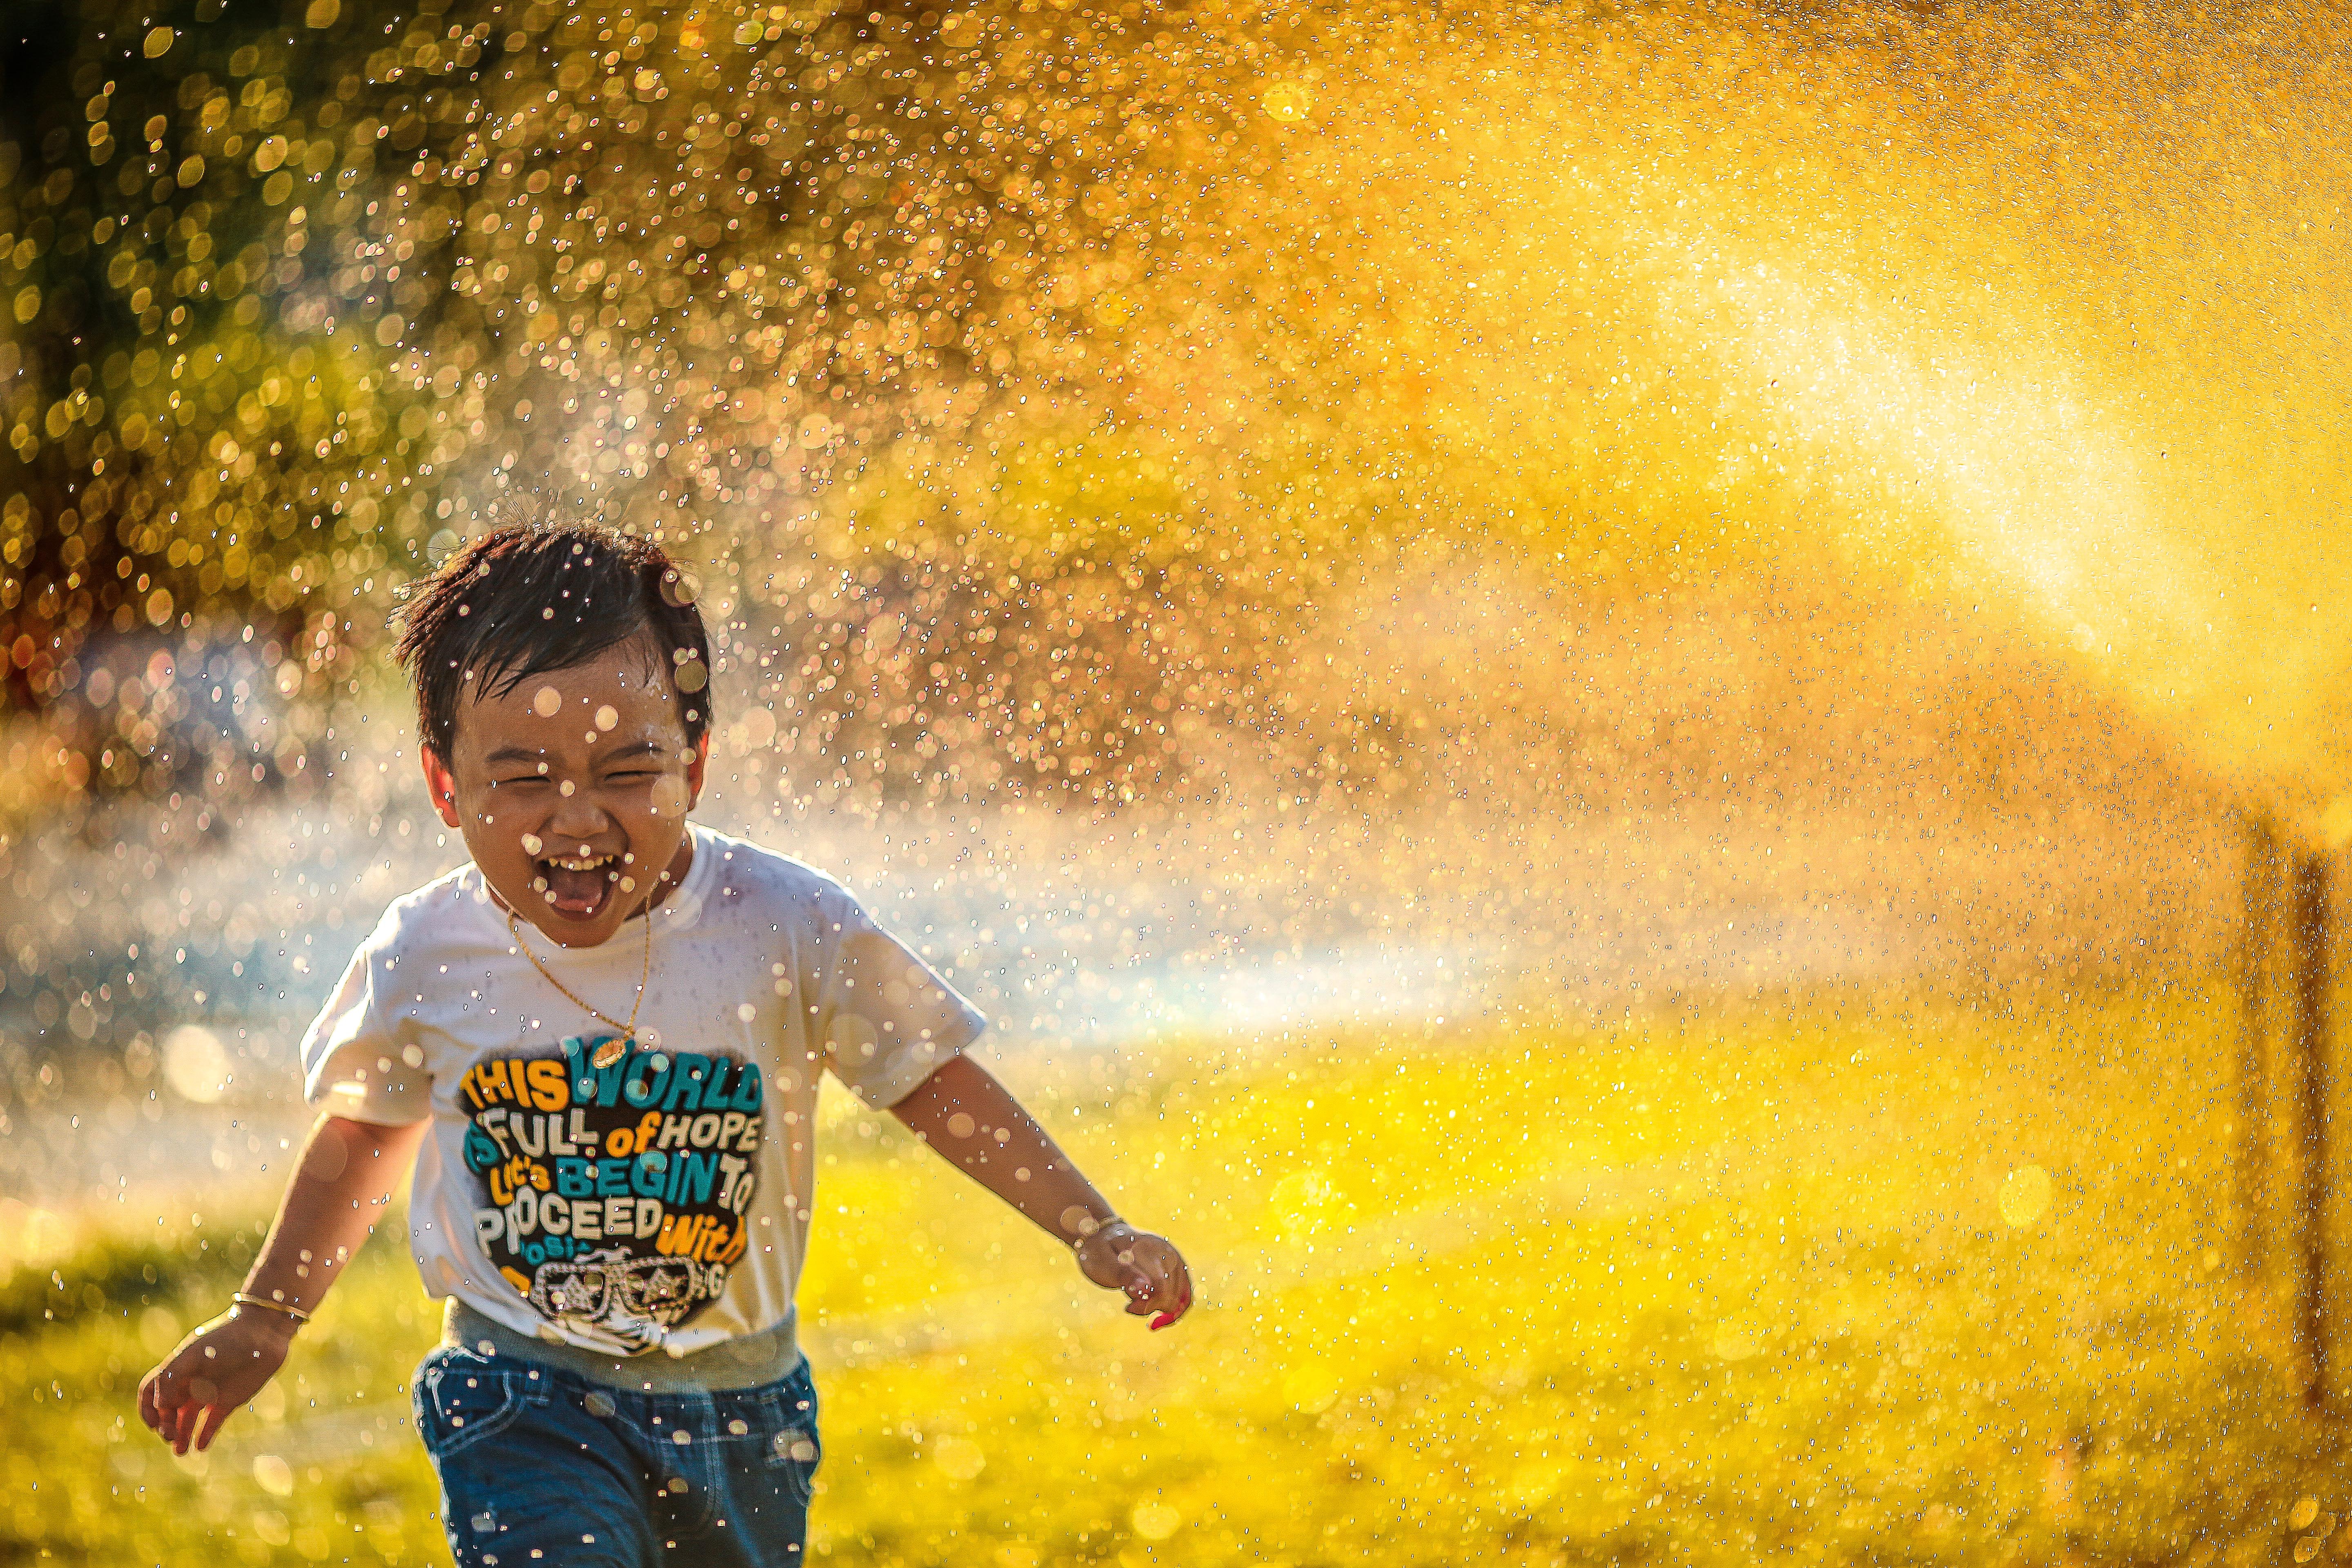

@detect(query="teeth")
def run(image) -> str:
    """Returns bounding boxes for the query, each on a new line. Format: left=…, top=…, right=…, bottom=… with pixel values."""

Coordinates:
left=550, top=855, right=614, bottom=871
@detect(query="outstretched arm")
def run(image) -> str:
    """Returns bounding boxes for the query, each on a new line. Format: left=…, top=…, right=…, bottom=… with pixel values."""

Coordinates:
left=138, top=1112, right=428, bottom=1454
left=890, top=1055, right=1193, bottom=1329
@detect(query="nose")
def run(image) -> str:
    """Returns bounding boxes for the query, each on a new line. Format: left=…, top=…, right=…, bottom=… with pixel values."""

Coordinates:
left=544, top=789, right=614, bottom=846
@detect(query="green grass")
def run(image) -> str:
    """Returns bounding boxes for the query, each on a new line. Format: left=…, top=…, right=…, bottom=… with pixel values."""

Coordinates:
left=1, top=981, right=2337, bottom=1566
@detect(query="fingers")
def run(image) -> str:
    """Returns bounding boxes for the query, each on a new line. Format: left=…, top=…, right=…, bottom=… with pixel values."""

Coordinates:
left=141, top=1374, right=194, bottom=1453
left=192, top=1401, right=230, bottom=1452
left=1120, top=1244, right=1194, bottom=1330
left=1081, top=1231, right=1195, bottom=1329
left=1153, top=1252, right=1195, bottom=1331
left=186, top=1377, right=223, bottom=1451
left=140, top=1373, right=195, bottom=1453
left=142, top=1343, right=218, bottom=1454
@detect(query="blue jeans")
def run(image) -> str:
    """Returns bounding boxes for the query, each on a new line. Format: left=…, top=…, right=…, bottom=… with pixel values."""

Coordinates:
left=414, top=1343, right=822, bottom=1568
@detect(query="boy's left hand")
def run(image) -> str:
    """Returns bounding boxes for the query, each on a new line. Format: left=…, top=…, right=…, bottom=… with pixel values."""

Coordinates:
left=1075, top=1223, right=1193, bottom=1330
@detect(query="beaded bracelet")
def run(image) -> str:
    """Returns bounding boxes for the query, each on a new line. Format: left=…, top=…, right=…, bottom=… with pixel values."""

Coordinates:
left=232, top=1292, right=312, bottom=1326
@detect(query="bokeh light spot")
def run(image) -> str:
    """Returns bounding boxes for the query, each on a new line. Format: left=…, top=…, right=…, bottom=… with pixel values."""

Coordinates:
left=1131, top=1502, right=1182, bottom=1541
left=1998, top=1165, right=2052, bottom=1229
left=251, top=1454, right=294, bottom=1497
left=160, top=1025, right=229, bottom=1104
left=1263, top=81, right=1312, bottom=123
left=933, top=1436, right=986, bottom=1481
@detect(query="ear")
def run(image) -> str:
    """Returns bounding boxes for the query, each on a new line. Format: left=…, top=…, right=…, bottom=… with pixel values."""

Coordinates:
left=683, top=731, right=711, bottom=812
left=421, top=745, right=463, bottom=830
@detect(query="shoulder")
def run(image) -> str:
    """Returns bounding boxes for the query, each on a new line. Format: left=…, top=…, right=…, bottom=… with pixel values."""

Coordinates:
left=691, top=826, right=865, bottom=927
left=362, top=860, right=498, bottom=960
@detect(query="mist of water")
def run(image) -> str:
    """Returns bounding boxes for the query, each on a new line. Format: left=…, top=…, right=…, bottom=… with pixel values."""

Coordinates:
left=17, top=0, right=2337, bottom=1198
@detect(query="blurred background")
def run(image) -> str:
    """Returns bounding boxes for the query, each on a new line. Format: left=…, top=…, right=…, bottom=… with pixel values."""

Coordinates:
left=2, top=0, right=2350, bottom=1564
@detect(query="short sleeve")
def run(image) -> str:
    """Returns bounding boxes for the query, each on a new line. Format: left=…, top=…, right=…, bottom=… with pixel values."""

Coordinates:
left=298, top=916, right=431, bottom=1126
left=813, top=889, right=987, bottom=1109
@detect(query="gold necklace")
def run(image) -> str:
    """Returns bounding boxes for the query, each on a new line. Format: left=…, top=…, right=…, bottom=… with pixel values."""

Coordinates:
left=507, top=906, right=652, bottom=1069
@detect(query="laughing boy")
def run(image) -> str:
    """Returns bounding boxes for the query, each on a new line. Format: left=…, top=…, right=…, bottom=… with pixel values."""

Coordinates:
left=139, top=519, right=1192, bottom=1566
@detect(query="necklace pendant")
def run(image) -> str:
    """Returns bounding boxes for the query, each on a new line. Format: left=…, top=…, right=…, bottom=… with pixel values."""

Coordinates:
left=591, top=1037, right=628, bottom=1069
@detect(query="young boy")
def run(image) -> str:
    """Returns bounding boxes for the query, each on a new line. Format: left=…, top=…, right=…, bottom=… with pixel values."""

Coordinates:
left=138, top=521, right=1192, bottom=1566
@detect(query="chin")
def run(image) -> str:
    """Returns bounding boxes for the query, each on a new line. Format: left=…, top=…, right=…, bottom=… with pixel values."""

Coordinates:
left=541, top=903, right=621, bottom=939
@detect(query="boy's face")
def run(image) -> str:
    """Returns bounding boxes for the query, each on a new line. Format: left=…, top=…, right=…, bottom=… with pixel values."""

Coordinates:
left=421, top=638, right=708, bottom=949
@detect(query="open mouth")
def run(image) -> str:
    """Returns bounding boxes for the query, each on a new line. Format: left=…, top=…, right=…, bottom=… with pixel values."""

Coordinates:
left=532, top=851, right=623, bottom=920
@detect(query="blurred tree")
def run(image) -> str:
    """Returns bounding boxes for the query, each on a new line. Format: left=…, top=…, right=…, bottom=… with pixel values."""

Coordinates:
left=0, top=0, right=434, bottom=810
left=0, top=0, right=1284, bottom=817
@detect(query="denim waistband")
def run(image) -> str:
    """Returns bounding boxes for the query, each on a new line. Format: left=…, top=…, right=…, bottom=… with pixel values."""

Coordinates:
left=441, top=1298, right=804, bottom=1392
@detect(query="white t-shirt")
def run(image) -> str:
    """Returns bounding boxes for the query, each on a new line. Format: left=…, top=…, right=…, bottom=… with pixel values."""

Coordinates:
left=299, top=824, right=985, bottom=1359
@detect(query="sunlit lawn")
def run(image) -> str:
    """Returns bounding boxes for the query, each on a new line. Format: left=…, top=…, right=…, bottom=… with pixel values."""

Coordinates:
left=3, top=982, right=2333, bottom=1566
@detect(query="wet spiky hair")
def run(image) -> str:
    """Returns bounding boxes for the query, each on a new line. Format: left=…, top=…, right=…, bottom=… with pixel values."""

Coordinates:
left=391, top=518, right=713, bottom=758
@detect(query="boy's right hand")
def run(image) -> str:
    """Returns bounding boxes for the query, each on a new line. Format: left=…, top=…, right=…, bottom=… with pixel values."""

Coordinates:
left=138, top=1305, right=301, bottom=1455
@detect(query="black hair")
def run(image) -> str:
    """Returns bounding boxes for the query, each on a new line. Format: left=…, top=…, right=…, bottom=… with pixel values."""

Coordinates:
left=391, top=519, right=712, bottom=759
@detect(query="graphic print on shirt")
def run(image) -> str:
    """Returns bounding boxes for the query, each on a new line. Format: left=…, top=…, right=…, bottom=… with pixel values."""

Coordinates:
left=461, top=1035, right=763, bottom=1351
